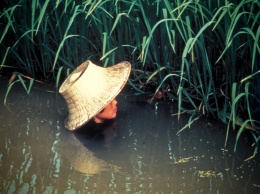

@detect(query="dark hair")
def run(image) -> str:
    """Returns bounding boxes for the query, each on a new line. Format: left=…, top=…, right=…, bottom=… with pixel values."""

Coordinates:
left=99, top=108, right=105, bottom=113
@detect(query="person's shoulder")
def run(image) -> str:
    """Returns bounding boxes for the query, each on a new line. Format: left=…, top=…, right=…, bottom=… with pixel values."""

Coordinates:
left=73, top=119, right=115, bottom=135
left=73, top=119, right=98, bottom=135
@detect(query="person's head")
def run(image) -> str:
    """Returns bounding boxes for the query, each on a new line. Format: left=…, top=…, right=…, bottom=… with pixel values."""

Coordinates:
left=93, top=99, right=118, bottom=123
left=59, top=60, right=131, bottom=130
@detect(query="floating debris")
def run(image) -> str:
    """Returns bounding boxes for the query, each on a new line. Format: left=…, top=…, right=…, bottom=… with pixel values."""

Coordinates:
left=253, top=184, right=260, bottom=188
left=197, top=170, right=223, bottom=178
left=173, top=156, right=199, bottom=164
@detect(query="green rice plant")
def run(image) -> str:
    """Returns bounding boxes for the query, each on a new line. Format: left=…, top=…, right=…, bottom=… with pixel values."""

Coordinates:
left=4, top=73, right=34, bottom=105
left=234, top=118, right=260, bottom=161
left=0, top=47, right=10, bottom=70
left=4, top=79, right=20, bottom=105
left=209, top=0, right=259, bottom=156
left=224, top=79, right=259, bottom=158
left=0, top=3, right=21, bottom=44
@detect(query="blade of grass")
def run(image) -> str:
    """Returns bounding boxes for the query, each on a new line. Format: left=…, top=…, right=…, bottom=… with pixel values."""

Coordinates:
left=240, top=70, right=260, bottom=83
left=35, top=0, right=51, bottom=35
left=0, top=4, right=21, bottom=44
left=56, top=66, right=63, bottom=92
left=244, top=132, right=259, bottom=161
left=176, top=113, right=200, bottom=135
left=52, top=34, right=79, bottom=71
left=4, top=80, right=20, bottom=105
left=234, top=119, right=254, bottom=152
left=0, top=47, right=10, bottom=70
left=17, top=74, right=34, bottom=94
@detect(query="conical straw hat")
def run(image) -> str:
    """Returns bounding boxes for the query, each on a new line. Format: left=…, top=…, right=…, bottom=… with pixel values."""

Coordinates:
left=59, top=60, right=131, bottom=130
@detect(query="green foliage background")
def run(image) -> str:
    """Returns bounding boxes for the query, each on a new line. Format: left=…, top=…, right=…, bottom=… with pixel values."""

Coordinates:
left=0, top=0, right=259, bottom=159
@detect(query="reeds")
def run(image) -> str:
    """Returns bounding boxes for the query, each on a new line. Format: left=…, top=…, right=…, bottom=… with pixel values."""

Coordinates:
left=0, top=0, right=259, bottom=159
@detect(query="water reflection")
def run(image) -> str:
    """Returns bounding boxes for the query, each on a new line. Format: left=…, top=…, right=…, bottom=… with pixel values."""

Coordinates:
left=0, top=79, right=259, bottom=193
left=61, top=121, right=121, bottom=176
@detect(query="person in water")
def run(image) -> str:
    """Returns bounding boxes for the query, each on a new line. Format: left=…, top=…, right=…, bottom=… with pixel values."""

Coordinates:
left=93, top=99, right=118, bottom=123
left=59, top=60, right=131, bottom=132
left=74, top=99, right=119, bottom=144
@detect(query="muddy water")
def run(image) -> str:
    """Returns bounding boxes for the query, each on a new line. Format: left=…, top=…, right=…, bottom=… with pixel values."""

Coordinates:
left=0, top=79, right=259, bottom=194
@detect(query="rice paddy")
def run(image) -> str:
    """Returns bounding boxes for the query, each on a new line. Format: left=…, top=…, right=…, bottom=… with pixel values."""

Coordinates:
left=0, top=83, right=259, bottom=193
left=0, top=0, right=259, bottom=158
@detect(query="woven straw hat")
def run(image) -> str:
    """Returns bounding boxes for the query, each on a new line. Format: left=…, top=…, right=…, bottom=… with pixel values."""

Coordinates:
left=59, top=60, right=131, bottom=130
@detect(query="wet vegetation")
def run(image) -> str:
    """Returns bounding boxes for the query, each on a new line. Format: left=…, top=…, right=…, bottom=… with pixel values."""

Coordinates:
left=0, top=0, right=259, bottom=159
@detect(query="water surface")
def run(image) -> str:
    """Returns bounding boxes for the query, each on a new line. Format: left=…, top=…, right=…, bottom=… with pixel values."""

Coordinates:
left=0, top=79, right=259, bottom=193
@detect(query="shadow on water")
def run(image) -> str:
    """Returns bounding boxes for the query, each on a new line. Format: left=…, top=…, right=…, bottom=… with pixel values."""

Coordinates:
left=0, top=78, right=259, bottom=193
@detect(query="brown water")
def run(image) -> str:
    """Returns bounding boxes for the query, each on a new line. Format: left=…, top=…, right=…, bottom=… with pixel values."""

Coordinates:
left=0, top=78, right=259, bottom=194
